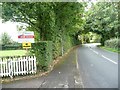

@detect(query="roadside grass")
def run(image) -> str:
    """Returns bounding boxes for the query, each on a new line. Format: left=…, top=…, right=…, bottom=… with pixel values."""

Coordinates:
left=100, top=46, right=120, bottom=53
left=0, top=50, right=27, bottom=57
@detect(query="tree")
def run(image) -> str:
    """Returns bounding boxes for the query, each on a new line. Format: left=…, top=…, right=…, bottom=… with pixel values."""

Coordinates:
left=84, top=2, right=119, bottom=45
left=1, top=32, right=12, bottom=45
left=2, top=2, right=84, bottom=39
left=2, top=2, right=85, bottom=57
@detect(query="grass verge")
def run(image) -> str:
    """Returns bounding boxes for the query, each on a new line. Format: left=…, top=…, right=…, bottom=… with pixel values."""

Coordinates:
left=0, top=50, right=27, bottom=57
left=100, top=46, right=120, bottom=53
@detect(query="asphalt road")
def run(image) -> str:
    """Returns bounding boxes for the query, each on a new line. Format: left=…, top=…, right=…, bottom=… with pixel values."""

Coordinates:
left=77, top=43, right=118, bottom=88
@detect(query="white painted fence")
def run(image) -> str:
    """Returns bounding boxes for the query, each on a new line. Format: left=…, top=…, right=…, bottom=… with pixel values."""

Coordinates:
left=0, top=56, right=37, bottom=78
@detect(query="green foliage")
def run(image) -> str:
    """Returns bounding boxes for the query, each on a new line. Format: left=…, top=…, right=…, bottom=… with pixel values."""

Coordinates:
left=32, top=41, right=53, bottom=71
left=2, top=43, right=22, bottom=50
left=2, top=2, right=85, bottom=39
left=78, top=31, right=102, bottom=44
left=101, top=46, right=120, bottom=53
left=104, top=38, right=120, bottom=49
left=63, top=35, right=72, bottom=53
left=0, top=32, right=12, bottom=45
left=84, top=2, right=119, bottom=45
left=2, top=2, right=85, bottom=70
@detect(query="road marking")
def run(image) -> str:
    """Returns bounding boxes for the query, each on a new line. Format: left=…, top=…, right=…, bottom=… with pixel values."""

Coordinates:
left=76, top=51, right=79, bottom=69
left=90, top=48, right=118, bottom=65
left=101, top=55, right=118, bottom=65
left=75, top=50, right=85, bottom=88
left=93, top=50, right=99, bottom=55
left=90, top=48, right=99, bottom=54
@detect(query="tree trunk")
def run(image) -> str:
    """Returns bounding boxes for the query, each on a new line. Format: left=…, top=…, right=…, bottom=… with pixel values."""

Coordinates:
left=100, top=34, right=105, bottom=46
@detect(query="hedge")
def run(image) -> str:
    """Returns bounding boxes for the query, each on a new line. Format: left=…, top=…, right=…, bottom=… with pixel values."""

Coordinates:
left=31, top=41, right=53, bottom=71
left=104, top=38, right=120, bottom=49
left=1, top=44, right=22, bottom=50
left=30, top=35, right=80, bottom=71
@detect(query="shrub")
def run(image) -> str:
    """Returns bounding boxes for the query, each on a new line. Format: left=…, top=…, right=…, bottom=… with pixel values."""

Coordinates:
left=30, top=34, right=80, bottom=71
left=105, top=38, right=120, bottom=49
left=2, top=43, right=22, bottom=50
left=31, top=41, right=53, bottom=71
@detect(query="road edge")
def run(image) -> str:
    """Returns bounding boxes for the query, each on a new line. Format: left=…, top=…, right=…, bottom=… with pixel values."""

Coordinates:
left=74, top=48, right=84, bottom=88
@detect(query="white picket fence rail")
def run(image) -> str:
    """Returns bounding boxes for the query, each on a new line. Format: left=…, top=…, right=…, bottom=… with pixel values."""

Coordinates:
left=0, top=56, right=37, bottom=78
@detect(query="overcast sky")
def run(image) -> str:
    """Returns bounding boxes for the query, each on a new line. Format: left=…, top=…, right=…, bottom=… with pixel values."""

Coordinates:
left=0, top=19, right=28, bottom=42
left=0, top=20, right=19, bottom=41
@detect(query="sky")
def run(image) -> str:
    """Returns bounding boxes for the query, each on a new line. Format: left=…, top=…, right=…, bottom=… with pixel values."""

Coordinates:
left=0, top=20, right=27, bottom=42
left=0, top=20, right=19, bottom=41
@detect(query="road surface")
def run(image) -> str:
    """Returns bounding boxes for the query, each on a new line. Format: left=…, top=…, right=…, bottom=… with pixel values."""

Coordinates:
left=77, top=43, right=118, bottom=88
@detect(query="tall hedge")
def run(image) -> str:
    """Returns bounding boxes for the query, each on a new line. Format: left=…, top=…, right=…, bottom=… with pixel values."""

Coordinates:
left=31, top=34, right=80, bottom=71
left=32, top=41, right=53, bottom=71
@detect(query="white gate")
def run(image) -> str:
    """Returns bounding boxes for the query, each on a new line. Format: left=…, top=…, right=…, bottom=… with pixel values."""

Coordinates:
left=0, top=56, right=37, bottom=78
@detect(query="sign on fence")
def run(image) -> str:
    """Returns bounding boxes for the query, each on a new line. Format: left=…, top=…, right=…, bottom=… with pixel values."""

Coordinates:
left=22, top=42, right=31, bottom=49
left=18, top=31, right=35, bottom=43
left=0, top=56, right=37, bottom=78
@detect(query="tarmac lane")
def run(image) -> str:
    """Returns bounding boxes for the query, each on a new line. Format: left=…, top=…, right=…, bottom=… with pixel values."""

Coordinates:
left=77, top=44, right=118, bottom=88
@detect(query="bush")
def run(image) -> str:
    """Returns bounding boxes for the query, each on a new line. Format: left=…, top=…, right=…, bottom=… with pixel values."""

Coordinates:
left=31, top=41, right=53, bottom=71
left=30, top=33, right=80, bottom=71
left=52, top=34, right=80, bottom=58
left=105, top=38, right=120, bottom=49
left=2, top=43, right=22, bottom=50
